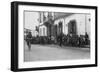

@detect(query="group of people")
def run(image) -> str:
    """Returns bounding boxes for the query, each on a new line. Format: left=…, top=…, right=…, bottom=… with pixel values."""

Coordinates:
left=25, top=31, right=89, bottom=51
left=57, top=33, right=89, bottom=47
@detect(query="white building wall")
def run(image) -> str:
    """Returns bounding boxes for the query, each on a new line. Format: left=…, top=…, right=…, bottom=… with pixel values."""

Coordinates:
left=31, top=30, right=38, bottom=37
left=86, top=14, right=91, bottom=39
left=64, top=14, right=86, bottom=36
left=65, top=14, right=90, bottom=39
left=39, top=25, right=47, bottom=36
left=54, top=14, right=91, bottom=39
left=54, top=18, right=64, bottom=34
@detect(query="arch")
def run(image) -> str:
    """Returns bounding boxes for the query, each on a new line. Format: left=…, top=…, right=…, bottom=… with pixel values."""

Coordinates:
left=68, top=20, right=77, bottom=35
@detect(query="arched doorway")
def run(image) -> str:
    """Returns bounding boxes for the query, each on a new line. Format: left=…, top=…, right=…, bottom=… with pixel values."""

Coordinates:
left=58, top=21, right=63, bottom=35
left=68, top=20, right=77, bottom=35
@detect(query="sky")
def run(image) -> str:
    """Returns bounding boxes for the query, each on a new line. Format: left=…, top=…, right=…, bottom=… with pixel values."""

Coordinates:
left=24, top=11, right=39, bottom=31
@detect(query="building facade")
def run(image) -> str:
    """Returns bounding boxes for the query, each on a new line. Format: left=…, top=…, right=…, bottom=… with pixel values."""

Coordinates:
left=38, top=12, right=54, bottom=38
left=38, top=24, right=47, bottom=36
left=54, top=13, right=91, bottom=39
left=38, top=12, right=91, bottom=40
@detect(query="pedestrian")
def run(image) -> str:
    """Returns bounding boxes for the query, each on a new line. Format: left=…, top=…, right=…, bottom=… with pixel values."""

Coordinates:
left=85, top=32, right=89, bottom=45
left=78, top=35, right=81, bottom=47
left=59, top=33, right=62, bottom=47
left=26, top=32, right=32, bottom=51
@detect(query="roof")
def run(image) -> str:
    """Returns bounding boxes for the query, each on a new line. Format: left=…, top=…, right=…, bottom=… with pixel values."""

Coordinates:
left=54, top=12, right=74, bottom=20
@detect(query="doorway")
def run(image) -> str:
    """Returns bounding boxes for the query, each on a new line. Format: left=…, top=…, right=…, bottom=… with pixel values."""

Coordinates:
left=68, top=20, right=77, bottom=35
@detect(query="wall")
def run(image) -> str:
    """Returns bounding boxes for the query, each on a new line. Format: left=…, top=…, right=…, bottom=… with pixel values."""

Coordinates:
left=65, top=14, right=85, bottom=35
left=0, top=0, right=99, bottom=73
left=31, top=30, right=38, bottom=37
left=64, top=14, right=90, bottom=36
left=39, top=25, right=47, bottom=36
left=86, top=14, right=91, bottom=39
left=54, top=17, right=64, bottom=35
left=54, top=14, right=91, bottom=39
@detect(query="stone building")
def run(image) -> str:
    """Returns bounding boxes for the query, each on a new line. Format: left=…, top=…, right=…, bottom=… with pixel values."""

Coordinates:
left=54, top=13, right=91, bottom=39
left=38, top=12, right=54, bottom=38
left=38, top=12, right=91, bottom=40
left=38, top=24, right=47, bottom=36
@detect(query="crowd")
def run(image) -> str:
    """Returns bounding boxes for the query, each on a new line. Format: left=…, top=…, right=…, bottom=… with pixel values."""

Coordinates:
left=25, top=31, right=90, bottom=49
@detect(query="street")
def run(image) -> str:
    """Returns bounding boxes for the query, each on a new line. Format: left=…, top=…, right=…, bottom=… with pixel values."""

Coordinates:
left=24, top=42, right=90, bottom=62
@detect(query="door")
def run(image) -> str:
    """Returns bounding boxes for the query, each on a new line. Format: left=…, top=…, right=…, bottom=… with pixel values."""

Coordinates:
left=68, top=20, right=77, bottom=35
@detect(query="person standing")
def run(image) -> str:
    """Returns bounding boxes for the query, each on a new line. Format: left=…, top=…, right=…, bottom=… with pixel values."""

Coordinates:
left=59, top=33, right=62, bottom=47
left=26, top=32, right=32, bottom=51
left=85, top=32, right=89, bottom=45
